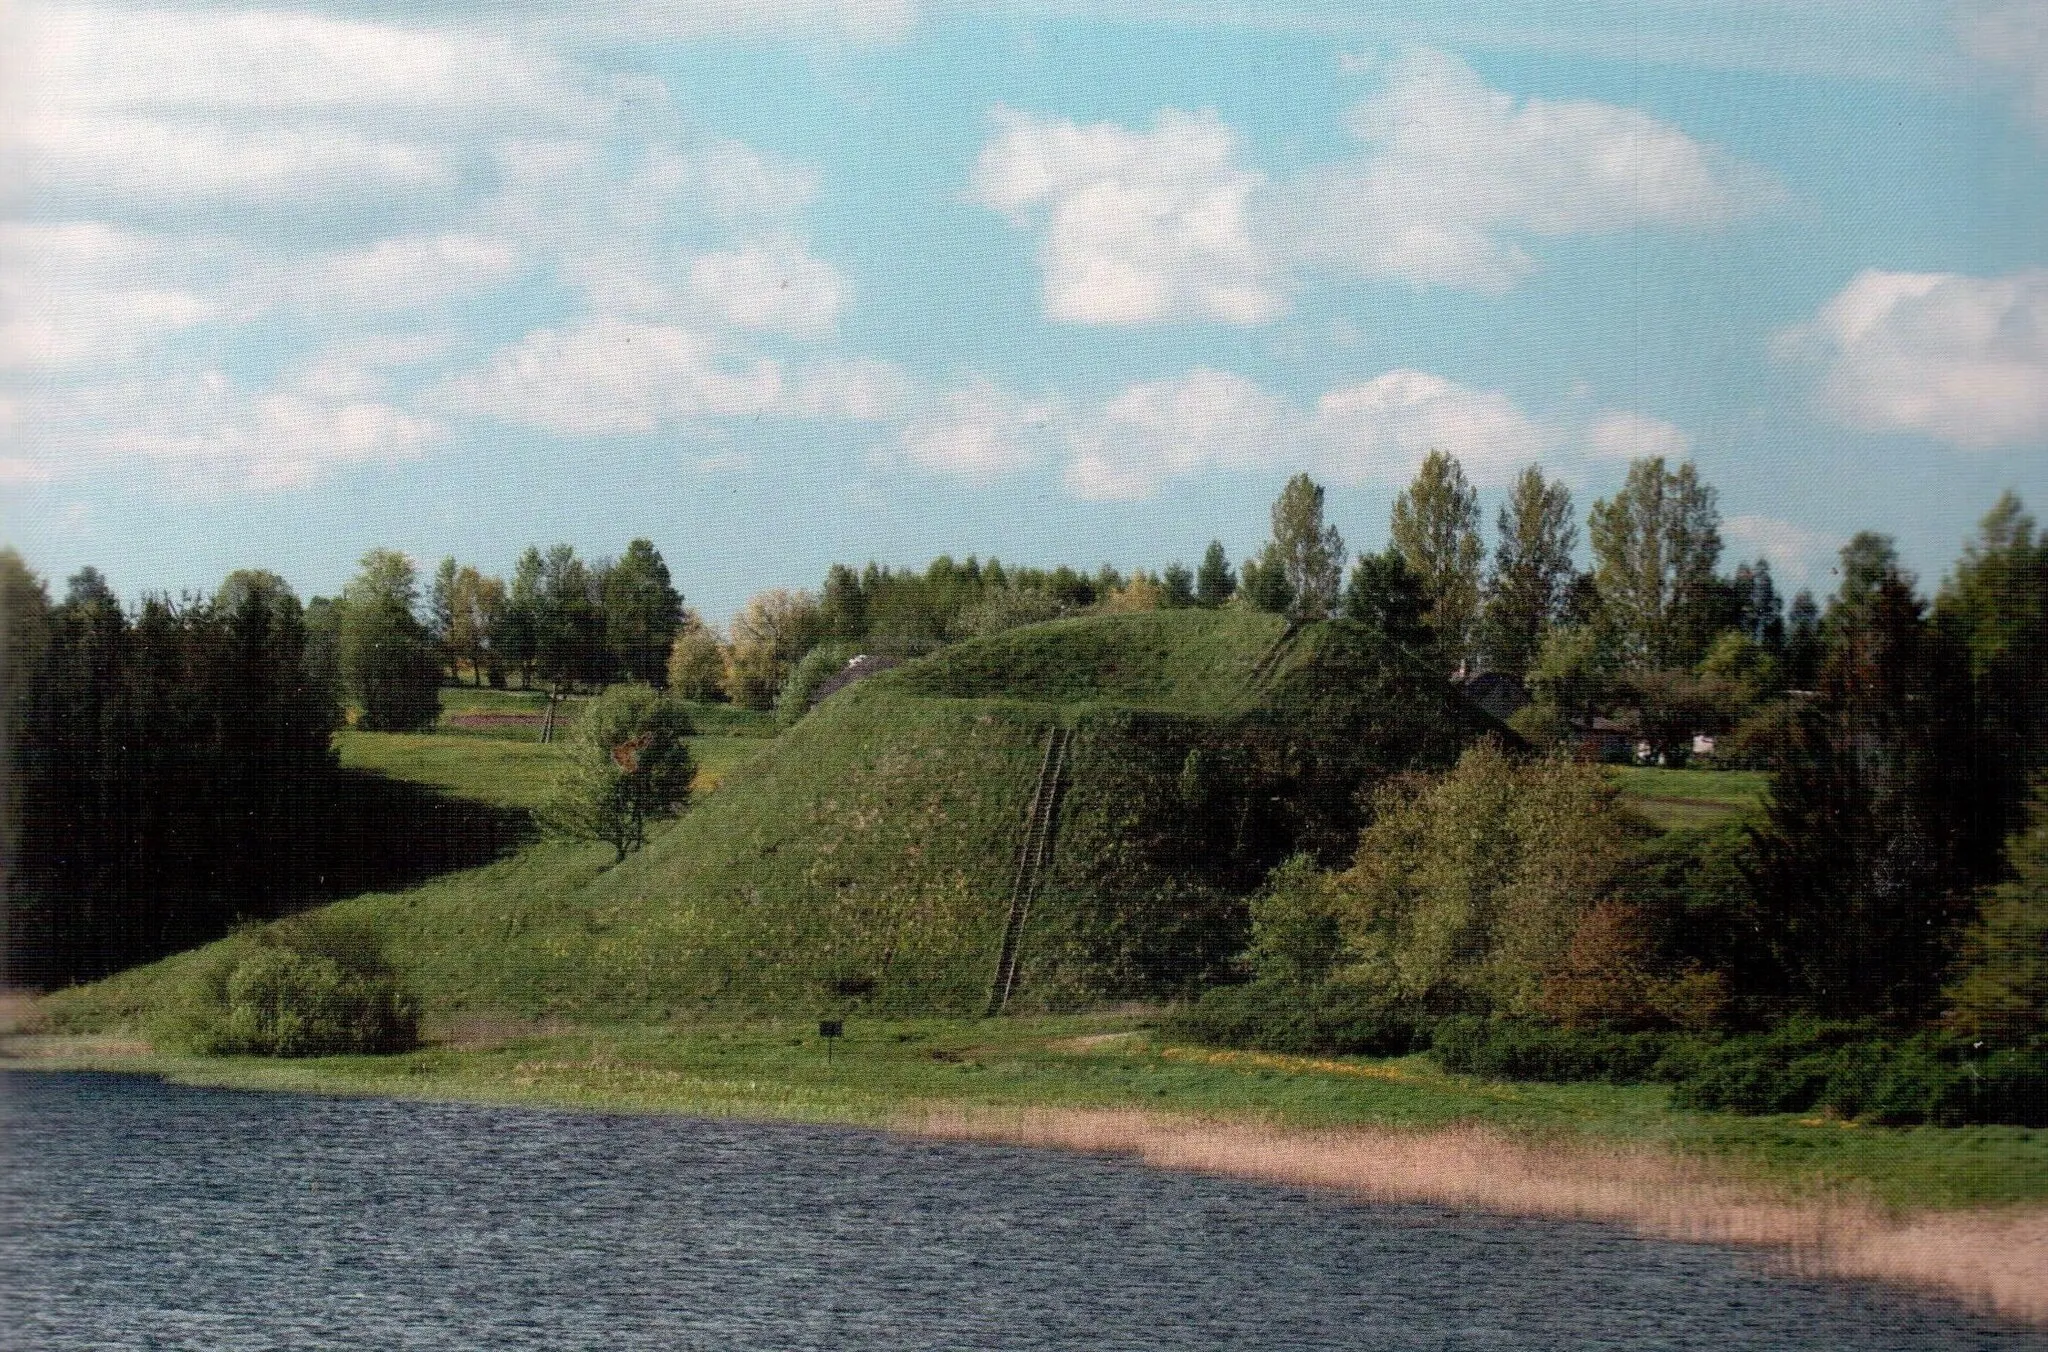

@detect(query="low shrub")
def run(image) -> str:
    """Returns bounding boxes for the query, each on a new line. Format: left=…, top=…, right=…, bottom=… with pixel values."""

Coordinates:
left=1429, top=1017, right=1704, bottom=1086
left=1669, top=1022, right=2048, bottom=1127
left=162, top=920, right=419, bottom=1057
left=1162, top=981, right=1427, bottom=1058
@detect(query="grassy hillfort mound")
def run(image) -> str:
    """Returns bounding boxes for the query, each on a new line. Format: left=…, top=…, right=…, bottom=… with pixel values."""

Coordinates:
left=52, top=609, right=1503, bottom=1027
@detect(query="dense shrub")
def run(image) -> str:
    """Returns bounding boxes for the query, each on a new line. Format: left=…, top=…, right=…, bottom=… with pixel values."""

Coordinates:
left=165, top=922, right=419, bottom=1057
left=1670, top=1022, right=2048, bottom=1127
left=1161, top=981, right=1427, bottom=1058
left=1429, top=1016, right=1704, bottom=1085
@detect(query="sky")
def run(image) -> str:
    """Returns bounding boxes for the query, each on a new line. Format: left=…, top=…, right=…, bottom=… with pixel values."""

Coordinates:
left=3, top=0, right=2045, bottom=626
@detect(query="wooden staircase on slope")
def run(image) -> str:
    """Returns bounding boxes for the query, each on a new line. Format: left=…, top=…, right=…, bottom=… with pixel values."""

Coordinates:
left=986, top=725, right=1072, bottom=1016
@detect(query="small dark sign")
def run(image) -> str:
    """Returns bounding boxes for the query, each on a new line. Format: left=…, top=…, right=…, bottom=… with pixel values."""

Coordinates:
left=818, top=1019, right=844, bottom=1039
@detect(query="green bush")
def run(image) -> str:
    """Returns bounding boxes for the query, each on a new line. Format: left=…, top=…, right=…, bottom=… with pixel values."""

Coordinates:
left=164, top=922, right=419, bottom=1057
left=1429, top=1016, right=1703, bottom=1086
left=1669, top=1022, right=2048, bottom=1126
left=1161, top=981, right=1427, bottom=1058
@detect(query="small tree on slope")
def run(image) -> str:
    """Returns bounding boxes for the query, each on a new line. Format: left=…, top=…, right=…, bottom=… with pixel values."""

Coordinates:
left=542, top=683, right=695, bottom=864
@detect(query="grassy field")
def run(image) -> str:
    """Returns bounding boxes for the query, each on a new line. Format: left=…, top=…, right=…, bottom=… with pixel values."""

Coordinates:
left=10, top=1012, right=2044, bottom=1214
left=336, top=730, right=768, bottom=806
left=1607, top=765, right=1771, bottom=831
left=23, top=613, right=2047, bottom=1232
left=57, top=610, right=1487, bottom=1032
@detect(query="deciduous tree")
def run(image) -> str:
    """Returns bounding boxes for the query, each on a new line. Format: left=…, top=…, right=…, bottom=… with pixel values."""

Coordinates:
left=1480, top=466, right=1576, bottom=678
left=338, top=549, right=440, bottom=731
left=1266, top=473, right=1345, bottom=620
left=664, top=611, right=727, bottom=702
left=1587, top=457, right=1723, bottom=669
left=602, top=538, right=683, bottom=687
left=541, top=683, right=694, bottom=863
left=1390, top=451, right=1482, bottom=668
left=723, top=588, right=821, bottom=710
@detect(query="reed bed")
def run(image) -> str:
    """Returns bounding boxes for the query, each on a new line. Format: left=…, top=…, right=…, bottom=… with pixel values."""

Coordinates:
left=900, top=1104, right=2048, bottom=1324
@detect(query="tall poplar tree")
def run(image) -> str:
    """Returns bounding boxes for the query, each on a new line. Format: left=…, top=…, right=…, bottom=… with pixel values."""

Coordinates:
left=1587, top=457, right=1723, bottom=669
left=1480, top=466, right=1576, bottom=678
left=1265, top=473, right=1345, bottom=619
left=1390, top=450, right=1482, bottom=668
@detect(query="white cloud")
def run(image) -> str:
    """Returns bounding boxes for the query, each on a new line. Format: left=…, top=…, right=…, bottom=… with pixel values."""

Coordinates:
left=0, top=222, right=223, bottom=370
left=443, top=319, right=904, bottom=436
left=975, top=50, right=1777, bottom=320
left=689, top=242, right=846, bottom=337
left=0, top=6, right=869, bottom=492
left=896, top=379, right=1058, bottom=482
left=302, top=233, right=522, bottom=310
left=1957, top=0, right=2048, bottom=138
left=1586, top=410, right=1694, bottom=461
left=1723, top=513, right=1838, bottom=588
left=440, top=319, right=786, bottom=436
left=1282, top=49, right=1780, bottom=292
left=1065, top=368, right=1296, bottom=499
left=894, top=364, right=1580, bottom=501
left=19, top=366, right=443, bottom=492
left=971, top=106, right=1284, bottom=325
left=548, top=0, right=919, bottom=43
left=7, top=6, right=602, bottom=209
left=1310, top=369, right=1557, bottom=484
left=16, top=5, right=594, bottom=121
left=1787, top=267, right=2048, bottom=450
left=14, top=112, right=458, bottom=205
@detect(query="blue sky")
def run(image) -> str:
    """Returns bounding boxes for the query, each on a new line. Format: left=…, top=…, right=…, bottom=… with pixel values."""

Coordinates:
left=3, top=1, right=2044, bottom=625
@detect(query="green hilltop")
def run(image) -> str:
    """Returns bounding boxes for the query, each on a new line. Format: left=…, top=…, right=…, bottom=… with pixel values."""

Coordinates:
left=51, top=609, right=1504, bottom=1029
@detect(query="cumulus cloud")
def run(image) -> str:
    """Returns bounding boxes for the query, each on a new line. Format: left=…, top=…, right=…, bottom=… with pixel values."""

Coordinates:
left=1956, top=0, right=2048, bottom=138
left=1, top=4, right=872, bottom=491
left=971, top=107, right=1284, bottom=325
left=1786, top=267, right=2048, bottom=450
left=301, top=233, right=523, bottom=311
left=0, top=222, right=224, bottom=370
left=15, top=365, right=443, bottom=492
left=440, top=319, right=903, bottom=437
left=547, top=0, right=919, bottom=42
left=1310, top=370, right=1556, bottom=486
left=1586, top=410, right=1694, bottom=461
left=1065, top=368, right=1296, bottom=499
left=974, top=50, right=1777, bottom=322
left=896, top=379, right=1058, bottom=483
left=892, top=364, right=1645, bottom=503
left=689, top=242, right=846, bottom=337
left=1282, top=49, right=1780, bottom=292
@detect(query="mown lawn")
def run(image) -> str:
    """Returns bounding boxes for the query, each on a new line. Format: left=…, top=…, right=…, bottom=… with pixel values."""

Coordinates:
left=1608, top=766, right=1770, bottom=831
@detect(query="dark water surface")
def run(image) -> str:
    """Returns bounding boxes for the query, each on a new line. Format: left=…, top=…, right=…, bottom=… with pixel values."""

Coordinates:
left=4, top=1071, right=2043, bottom=1351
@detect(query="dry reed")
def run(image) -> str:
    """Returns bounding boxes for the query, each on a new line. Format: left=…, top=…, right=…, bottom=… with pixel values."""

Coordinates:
left=898, top=1104, right=2048, bottom=1325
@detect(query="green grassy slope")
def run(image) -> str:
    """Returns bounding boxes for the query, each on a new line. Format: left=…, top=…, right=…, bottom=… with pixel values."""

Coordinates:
left=48, top=610, right=1499, bottom=1028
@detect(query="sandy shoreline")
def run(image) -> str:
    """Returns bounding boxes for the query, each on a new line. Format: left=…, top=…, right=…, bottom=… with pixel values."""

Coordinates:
left=900, top=1104, right=2048, bottom=1326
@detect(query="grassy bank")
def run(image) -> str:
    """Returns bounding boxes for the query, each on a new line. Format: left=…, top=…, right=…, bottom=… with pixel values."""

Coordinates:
left=9, top=1013, right=2044, bottom=1215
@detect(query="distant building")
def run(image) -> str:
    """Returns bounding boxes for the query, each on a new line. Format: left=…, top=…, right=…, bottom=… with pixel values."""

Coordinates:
left=1570, top=716, right=1636, bottom=763
left=1457, top=671, right=1530, bottom=724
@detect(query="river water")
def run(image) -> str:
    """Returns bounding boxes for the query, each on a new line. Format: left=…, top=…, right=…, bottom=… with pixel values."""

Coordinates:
left=4, top=1070, right=2043, bottom=1350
